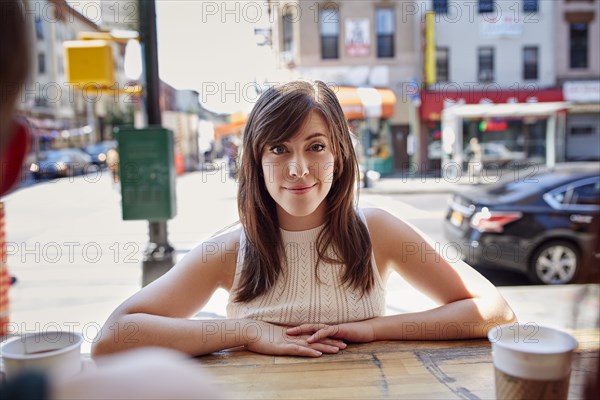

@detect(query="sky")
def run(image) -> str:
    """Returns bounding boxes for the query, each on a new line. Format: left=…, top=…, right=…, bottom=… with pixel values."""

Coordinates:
left=155, top=1, right=276, bottom=114
left=68, top=0, right=279, bottom=114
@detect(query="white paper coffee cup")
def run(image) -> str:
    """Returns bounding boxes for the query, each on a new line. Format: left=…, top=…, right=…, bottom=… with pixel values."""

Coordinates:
left=488, top=324, right=578, bottom=400
left=1, top=331, right=84, bottom=381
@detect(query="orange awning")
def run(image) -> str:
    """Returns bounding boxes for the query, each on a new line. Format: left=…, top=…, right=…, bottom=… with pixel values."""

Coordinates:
left=335, top=86, right=397, bottom=119
left=214, top=120, right=245, bottom=139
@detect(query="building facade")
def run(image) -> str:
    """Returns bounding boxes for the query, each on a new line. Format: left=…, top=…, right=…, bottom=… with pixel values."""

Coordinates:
left=268, top=0, right=420, bottom=174
left=555, top=0, right=600, bottom=162
left=416, top=0, right=569, bottom=175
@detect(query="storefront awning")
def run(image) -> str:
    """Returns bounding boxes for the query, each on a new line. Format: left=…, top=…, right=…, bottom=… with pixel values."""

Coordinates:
left=214, top=121, right=245, bottom=139
left=335, top=86, right=396, bottom=120
left=442, top=102, right=570, bottom=119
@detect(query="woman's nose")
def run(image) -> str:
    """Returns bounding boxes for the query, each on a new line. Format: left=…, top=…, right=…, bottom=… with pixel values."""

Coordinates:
left=287, top=158, right=309, bottom=178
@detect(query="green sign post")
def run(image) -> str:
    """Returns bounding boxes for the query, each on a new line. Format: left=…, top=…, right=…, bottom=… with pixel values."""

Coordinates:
left=116, top=126, right=176, bottom=221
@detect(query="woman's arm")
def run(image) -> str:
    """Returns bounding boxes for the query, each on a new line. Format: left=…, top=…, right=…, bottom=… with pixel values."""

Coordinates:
left=92, top=229, right=345, bottom=357
left=289, top=208, right=516, bottom=342
left=92, top=228, right=241, bottom=356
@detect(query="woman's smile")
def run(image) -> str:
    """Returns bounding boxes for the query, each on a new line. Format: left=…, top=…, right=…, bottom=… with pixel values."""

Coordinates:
left=284, top=183, right=317, bottom=195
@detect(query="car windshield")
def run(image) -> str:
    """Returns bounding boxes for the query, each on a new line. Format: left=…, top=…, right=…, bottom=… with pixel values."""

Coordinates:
left=86, top=143, right=112, bottom=153
left=42, top=152, right=71, bottom=162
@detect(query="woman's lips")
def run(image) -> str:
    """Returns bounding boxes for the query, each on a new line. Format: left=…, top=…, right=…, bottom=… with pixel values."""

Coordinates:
left=285, top=183, right=316, bottom=194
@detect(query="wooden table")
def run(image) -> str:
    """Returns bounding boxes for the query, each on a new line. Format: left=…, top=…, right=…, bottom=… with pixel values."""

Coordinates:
left=195, top=330, right=599, bottom=399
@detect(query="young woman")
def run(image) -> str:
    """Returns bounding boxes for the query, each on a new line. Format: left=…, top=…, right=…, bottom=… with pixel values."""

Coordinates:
left=93, top=81, right=516, bottom=358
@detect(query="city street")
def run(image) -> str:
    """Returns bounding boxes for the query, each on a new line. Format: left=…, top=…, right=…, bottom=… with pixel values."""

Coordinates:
left=2, top=170, right=598, bottom=353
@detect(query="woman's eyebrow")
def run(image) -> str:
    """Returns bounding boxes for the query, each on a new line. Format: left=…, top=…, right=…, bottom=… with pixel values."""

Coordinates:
left=304, top=133, right=327, bottom=142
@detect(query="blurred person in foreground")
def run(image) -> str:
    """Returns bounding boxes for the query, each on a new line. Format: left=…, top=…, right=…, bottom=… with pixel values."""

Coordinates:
left=0, top=1, right=220, bottom=399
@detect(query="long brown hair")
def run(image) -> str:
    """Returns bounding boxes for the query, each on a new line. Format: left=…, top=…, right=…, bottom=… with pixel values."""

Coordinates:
left=235, top=80, right=374, bottom=302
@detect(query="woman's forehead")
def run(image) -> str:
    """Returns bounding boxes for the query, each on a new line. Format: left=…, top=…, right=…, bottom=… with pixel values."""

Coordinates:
left=275, top=111, right=329, bottom=143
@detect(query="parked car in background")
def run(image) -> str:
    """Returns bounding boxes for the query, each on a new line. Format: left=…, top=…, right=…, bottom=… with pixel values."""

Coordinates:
left=30, top=148, right=93, bottom=180
left=464, top=142, right=526, bottom=168
left=83, top=140, right=117, bottom=167
left=444, top=163, right=600, bottom=284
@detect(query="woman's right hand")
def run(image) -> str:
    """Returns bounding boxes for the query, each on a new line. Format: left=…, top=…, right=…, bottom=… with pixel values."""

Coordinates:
left=243, top=321, right=347, bottom=357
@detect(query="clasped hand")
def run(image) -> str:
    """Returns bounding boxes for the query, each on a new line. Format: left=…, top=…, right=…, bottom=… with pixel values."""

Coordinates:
left=243, top=320, right=376, bottom=357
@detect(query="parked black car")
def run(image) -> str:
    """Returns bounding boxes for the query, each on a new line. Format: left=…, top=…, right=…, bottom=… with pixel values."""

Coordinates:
left=444, top=163, right=600, bottom=284
left=83, top=140, right=116, bottom=167
left=30, top=149, right=93, bottom=180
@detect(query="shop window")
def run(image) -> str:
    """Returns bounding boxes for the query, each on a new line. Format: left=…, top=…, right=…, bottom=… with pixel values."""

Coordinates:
left=376, top=8, right=395, bottom=58
left=282, top=13, right=293, bottom=53
left=523, top=0, right=538, bottom=13
left=320, top=7, right=339, bottom=60
left=570, top=126, right=595, bottom=136
left=478, top=47, right=494, bottom=82
left=38, top=52, right=46, bottom=74
left=523, top=46, right=538, bottom=80
left=433, top=0, right=448, bottom=14
left=35, top=16, right=44, bottom=40
left=436, top=47, right=449, bottom=82
left=281, top=12, right=294, bottom=64
left=479, top=0, right=495, bottom=13
left=570, top=23, right=588, bottom=69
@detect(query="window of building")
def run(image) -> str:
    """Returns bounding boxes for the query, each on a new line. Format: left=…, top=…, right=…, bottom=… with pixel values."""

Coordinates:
left=523, top=0, right=538, bottom=13
left=35, top=17, right=44, bottom=40
left=523, top=46, right=538, bottom=80
left=570, top=23, right=588, bottom=69
left=376, top=8, right=394, bottom=58
left=282, top=13, right=293, bottom=53
left=320, top=7, right=339, bottom=60
left=436, top=47, right=449, bottom=82
left=570, top=126, right=595, bottom=136
left=479, top=0, right=495, bottom=13
left=433, top=0, right=448, bottom=14
left=38, top=52, right=46, bottom=74
left=478, top=47, right=494, bottom=82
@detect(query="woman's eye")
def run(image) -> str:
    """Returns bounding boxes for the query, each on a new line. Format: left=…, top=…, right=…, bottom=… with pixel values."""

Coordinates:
left=310, top=143, right=325, bottom=152
left=270, top=145, right=286, bottom=154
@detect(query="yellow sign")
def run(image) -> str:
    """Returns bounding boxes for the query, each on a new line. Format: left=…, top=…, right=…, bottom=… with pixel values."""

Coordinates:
left=425, top=12, right=436, bottom=86
left=64, top=40, right=115, bottom=87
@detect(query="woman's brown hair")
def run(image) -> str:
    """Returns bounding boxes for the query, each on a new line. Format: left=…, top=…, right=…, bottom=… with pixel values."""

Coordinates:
left=235, top=80, right=374, bottom=302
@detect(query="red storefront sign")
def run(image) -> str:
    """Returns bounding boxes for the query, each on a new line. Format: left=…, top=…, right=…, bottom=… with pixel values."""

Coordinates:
left=420, top=88, right=565, bottom=121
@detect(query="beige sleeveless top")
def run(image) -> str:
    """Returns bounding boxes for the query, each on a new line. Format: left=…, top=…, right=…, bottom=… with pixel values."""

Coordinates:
left=226, top=211, right=386, bottom=325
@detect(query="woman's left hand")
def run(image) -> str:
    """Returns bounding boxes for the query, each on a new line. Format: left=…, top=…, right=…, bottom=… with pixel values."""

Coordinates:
left=287, top=320, right=377, bottom=344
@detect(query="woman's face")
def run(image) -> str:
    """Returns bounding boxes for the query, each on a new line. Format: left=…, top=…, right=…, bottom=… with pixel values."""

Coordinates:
left=261, top=111, right=335, bottom=231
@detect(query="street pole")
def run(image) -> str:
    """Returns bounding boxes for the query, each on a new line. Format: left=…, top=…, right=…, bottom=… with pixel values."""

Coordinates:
left=139, top=0, right=175, bottom=285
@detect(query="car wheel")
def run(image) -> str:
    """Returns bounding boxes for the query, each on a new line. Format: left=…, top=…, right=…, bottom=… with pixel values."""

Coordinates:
left=528, top=241, right=580, bottom=285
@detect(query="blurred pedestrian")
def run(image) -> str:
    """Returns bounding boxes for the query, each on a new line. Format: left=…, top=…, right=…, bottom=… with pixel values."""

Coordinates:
left=467, top=137, right=483, bottom=183
left=106, top=147, right=119, bottom=184
left=223, top=139, right=238, bottom=179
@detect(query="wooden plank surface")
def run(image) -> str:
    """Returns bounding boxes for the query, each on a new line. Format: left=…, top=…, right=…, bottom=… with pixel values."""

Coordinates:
left=194, top=330, right=599, bottom=399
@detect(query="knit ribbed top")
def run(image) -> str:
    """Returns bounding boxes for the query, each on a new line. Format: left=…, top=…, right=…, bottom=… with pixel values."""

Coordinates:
left=226, top=211, right=386, bottom=325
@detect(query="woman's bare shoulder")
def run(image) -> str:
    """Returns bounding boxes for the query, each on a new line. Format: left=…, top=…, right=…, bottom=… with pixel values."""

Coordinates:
left=360, top=207, right=412, bottom=233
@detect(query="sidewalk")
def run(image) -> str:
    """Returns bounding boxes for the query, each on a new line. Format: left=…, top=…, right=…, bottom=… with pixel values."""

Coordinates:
left=362, top=173, right=493, bottom=195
